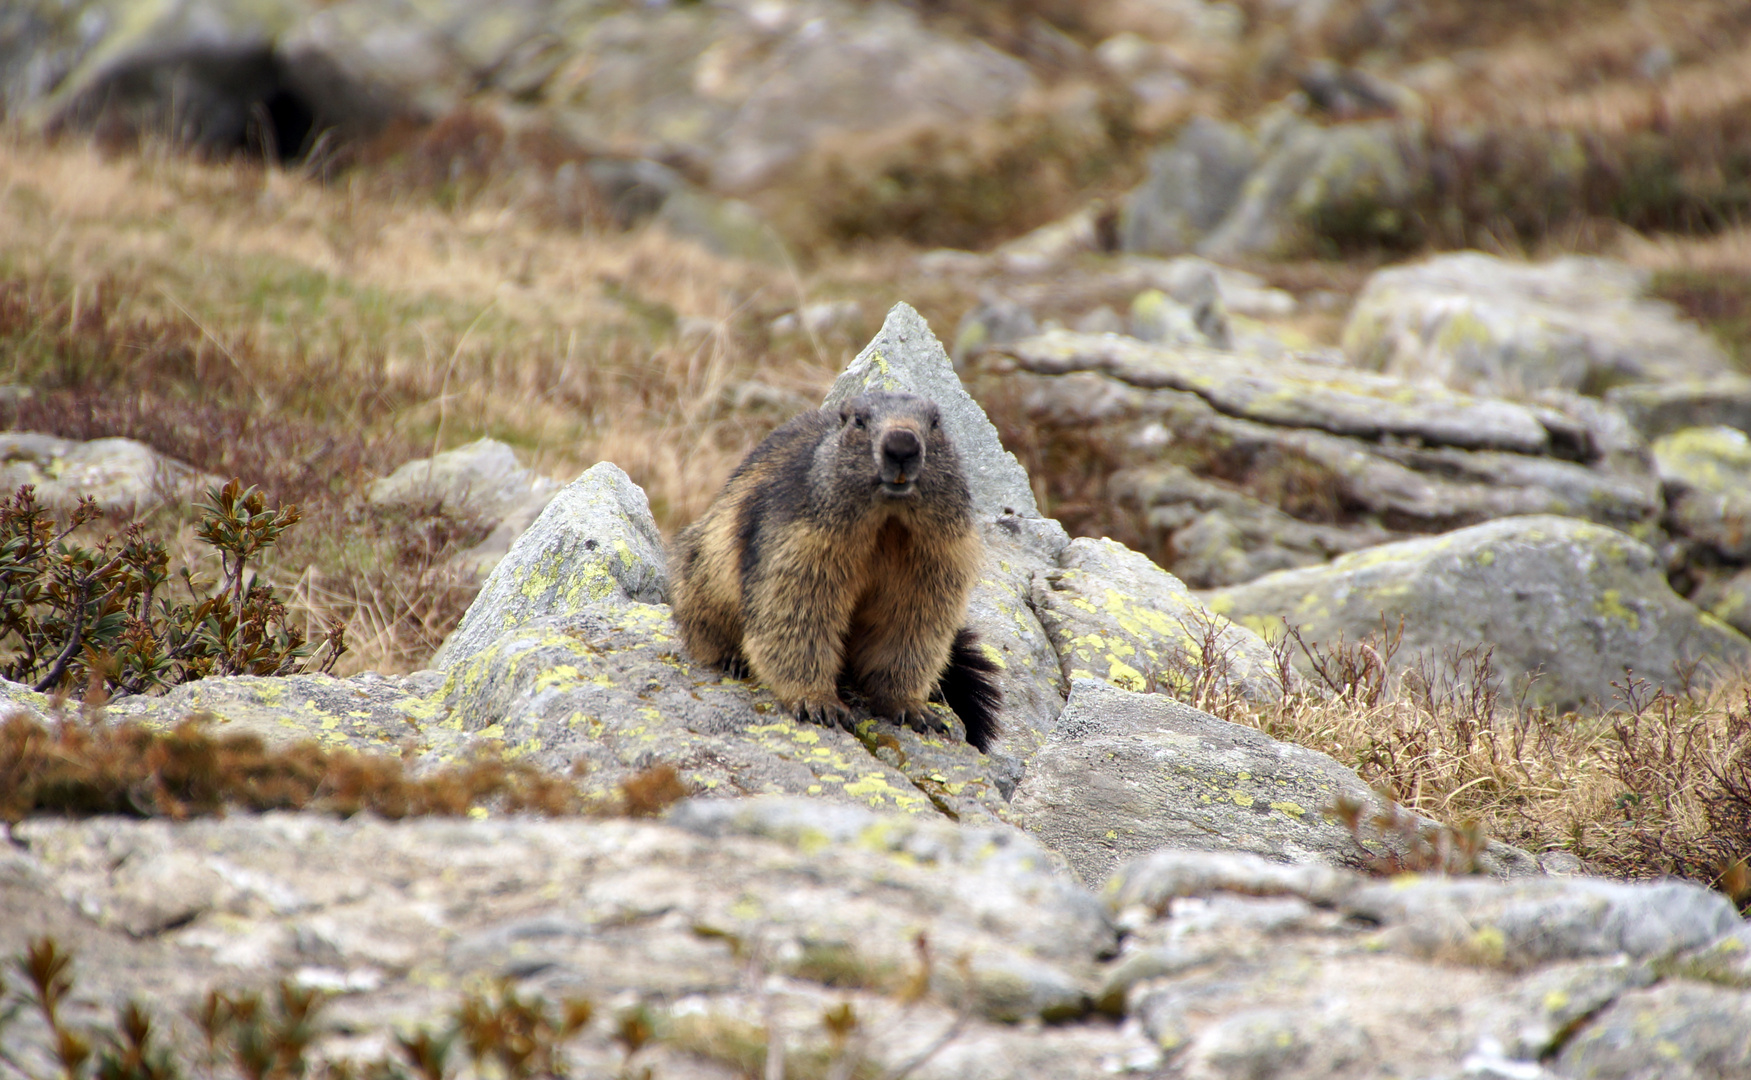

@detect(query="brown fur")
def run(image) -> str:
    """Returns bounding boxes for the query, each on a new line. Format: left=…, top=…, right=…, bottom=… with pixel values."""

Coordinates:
left=670, top=391, right=991, bottom=743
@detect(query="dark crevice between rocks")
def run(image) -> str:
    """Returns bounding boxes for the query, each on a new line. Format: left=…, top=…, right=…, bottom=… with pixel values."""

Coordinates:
left=139, top=907, right=205, bottom=938
left=61, top=47, right=337, bottom=166
left=845, top=717, right=963, bottom=821
left=1541, top=987, right=1643, bottom=1064
left=254, top=82, right=317, bottom=164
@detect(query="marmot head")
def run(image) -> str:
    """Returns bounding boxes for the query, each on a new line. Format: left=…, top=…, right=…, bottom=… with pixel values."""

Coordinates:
left=822, top=391, right=967, bottom=511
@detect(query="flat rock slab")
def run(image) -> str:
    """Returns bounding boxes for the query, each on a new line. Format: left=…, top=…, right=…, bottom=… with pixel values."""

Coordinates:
left=0, top=799, right=1126, bottom=1078
left=984, top=354, right=1662, bottom=591
left=996, top=328, right=1557, bottom=453
left=1555, top=981, right=1751, bottom=1079
left=1098, top=849, right=1749, bottom=1080
left=436, top=605, right=1014, bottom=822
left=1342, top=875, right=1743, bottom=970
left=5, top=805, right=1747, bottom=1080
left=100, top=670, right=457, bottom=756
left=1206, top=515, right=1751, bottom=710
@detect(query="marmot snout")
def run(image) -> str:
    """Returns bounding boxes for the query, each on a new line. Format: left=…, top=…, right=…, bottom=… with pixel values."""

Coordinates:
left=669, top=390, right=1002, bottom=751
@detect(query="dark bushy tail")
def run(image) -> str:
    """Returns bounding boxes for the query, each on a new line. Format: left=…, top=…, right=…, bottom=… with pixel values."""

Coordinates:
left=940, top=628, right=1003, bottom=753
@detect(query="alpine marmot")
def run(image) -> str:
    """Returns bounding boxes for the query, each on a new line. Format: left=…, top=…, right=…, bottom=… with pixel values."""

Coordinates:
left=669, top=390, right=1002, bottom=751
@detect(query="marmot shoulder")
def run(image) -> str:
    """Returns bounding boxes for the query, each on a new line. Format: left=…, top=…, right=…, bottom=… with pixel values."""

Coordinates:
left=669, top=390, right=1001, bottom=751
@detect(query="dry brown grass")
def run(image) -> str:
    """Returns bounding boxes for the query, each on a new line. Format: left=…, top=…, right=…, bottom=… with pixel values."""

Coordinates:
left=1210, top=0, right=1751, bottom=255
left=1200, top=621, right=1751, bottom=906
left=0, top=703, right=698, bottom=823
left=0, top=128, right=907, bottom=672
left=0, top=129, right=850, bottom=508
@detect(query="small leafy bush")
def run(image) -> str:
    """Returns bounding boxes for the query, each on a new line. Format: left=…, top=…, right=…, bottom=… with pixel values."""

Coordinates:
left=0, top=480, right=345, bottom=697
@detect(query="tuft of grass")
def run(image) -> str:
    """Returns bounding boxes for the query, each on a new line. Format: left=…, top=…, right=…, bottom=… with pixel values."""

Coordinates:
left=617, top=763, right=690, bottom=818
left=0, top=710, right=588, bottom=823
left=0, top=698, right=716, bottom=826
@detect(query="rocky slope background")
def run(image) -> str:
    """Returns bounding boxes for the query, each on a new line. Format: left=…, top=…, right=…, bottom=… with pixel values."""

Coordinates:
left=3, top=1, right=1751, bottom=1077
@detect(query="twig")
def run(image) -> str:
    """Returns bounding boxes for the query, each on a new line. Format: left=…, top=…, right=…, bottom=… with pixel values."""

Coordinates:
left=32, top=558, right=123, bottom=693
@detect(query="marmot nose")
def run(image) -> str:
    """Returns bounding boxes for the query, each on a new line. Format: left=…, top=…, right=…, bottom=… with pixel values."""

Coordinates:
left=881, top=428, right=924, bottom=480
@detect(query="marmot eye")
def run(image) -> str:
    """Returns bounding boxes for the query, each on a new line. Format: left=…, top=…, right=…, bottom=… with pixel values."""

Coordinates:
left=930, top=417, right=940, bottom=430
left=854, top=415, right=866, bottom=428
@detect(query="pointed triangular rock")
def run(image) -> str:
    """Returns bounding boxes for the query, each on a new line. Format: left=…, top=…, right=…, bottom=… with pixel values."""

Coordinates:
left=827, top=302, right=1041, bottom=521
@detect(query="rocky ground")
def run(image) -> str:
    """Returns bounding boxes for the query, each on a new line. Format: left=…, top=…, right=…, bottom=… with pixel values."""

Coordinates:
left=3, top=1, right=1751, bottom=1077
left=4, top=304, right=1748, bottom=1079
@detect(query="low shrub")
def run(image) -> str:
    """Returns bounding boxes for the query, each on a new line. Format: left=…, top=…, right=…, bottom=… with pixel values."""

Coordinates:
left=0, top=481, right=344, bottom=698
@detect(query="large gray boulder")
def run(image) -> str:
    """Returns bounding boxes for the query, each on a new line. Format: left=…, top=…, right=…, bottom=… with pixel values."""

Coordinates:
left=1343, top=252, right=1732, bottom=398
left=1031, top=538, right=1286, bottom=705
left=1206, top=515, right=1751, bottom=710
left=14, top=0, right=306, bottom=149
left=704, top=2, right=1036, bottom=193
left=1010, top=680, right=1535, bottom=886
left=1118, top=110, right=1418, bottom=261
left=405, top=305, right=1069, bottom=815
left=432, top=601, right=1019, bottom=822
left=367, top=437, right=563, bottom=575
left=367, top=437, right=559, bottom=523
left=274, top=0, right=546, bottom=132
